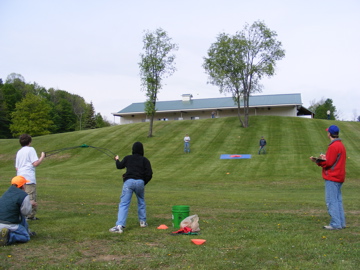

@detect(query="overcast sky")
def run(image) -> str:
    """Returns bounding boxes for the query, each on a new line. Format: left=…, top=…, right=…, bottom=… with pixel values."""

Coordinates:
left=1, top=0, right=359, bottom=122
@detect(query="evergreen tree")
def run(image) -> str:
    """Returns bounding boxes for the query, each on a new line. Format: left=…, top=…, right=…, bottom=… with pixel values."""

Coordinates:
left=84, top=102, right=96, bottom=129
left=95, top=113, right=111, bottom=128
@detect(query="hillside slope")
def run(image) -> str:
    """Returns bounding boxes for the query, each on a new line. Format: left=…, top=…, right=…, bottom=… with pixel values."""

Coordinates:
left=1, top=116, right=359, bottom=186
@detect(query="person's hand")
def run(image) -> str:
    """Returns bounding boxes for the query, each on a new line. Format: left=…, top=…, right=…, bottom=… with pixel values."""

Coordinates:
left=40, top=152, right=46, bottom=159
left=115, top=155, right=119, bottom=161
left=320, top=154, right=326, bottom=160
left=309, top=156, right=316, bottom=162
left=30, top=200, right=37, bottom=207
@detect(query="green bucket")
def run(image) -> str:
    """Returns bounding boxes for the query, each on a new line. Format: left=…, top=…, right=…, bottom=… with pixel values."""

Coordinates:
left=172, top=205, right=190, bottom=229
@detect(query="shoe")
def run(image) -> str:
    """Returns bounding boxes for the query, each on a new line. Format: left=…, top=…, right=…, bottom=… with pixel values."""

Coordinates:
left=0, top=228, right=9, bottom=246
left=27, top=217, right=39, bottom=220
left=29, top=231, right=37, bottom=237
left=109, top=225, right=124, bottom=233
left=140, top=221, right=148, bottom=228
left=323, top=225, right=341, bottom=230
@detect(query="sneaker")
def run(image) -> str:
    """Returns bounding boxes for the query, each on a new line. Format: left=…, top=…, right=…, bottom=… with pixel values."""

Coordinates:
left=29, top=231, right=37, bottom=237
left=0, top=228, right=9, bottom=246
left=109, top=225, right=124, bottom=233
left=27, top=217, right=39, bottom=220
left=323, top=225, right=341, bottom=230
left=140, top=221, right=148, bottom=228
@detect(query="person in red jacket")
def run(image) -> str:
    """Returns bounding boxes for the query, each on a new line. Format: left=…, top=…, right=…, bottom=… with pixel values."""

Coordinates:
left=310, top=125, right=346, bottom=230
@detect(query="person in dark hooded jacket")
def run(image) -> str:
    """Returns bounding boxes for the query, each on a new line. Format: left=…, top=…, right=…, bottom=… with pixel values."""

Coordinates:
left=109, top=142, right=153, bottom=233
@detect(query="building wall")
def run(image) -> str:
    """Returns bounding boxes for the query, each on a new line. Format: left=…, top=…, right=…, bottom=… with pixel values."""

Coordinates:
left=253, top=106, right=298, bottom=117
left=116, top=105, right=298, bottom=124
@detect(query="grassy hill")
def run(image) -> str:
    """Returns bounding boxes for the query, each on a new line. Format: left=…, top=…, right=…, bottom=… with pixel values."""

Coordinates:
left=1, top=115, right=359, bottom=183
left=1, top=116, right=360, bottom=269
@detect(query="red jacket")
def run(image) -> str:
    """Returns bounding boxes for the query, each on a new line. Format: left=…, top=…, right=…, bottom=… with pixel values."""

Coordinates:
left=317, top=139, right=346, bottom=182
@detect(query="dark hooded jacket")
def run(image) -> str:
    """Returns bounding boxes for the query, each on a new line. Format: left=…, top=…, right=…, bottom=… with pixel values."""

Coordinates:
left=115, top=142, right=153, bottom=185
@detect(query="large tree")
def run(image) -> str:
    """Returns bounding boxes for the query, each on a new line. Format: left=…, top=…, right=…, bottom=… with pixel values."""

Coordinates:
left=203, top=21, right=285, bottom=127
left=5, top=73, right=26, bottom=96
left=47, top=89, right=77, bottom=133
left=10, top=93, right=54, bottom=136
left=0, top=82, right=12, bottom=138
left=139, top=28, right=178, bottom=137
left=53, top=98, right=76, bottom=132
left=71, top=94, right=87, bottom=130
left=0, top=83, right=23, bottom=137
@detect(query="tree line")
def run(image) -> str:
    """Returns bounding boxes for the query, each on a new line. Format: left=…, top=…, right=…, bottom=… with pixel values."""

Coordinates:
left=0, top=73, right=111, bottom=139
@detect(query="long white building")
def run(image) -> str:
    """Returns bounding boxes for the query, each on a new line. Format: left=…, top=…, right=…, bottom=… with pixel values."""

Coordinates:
left=112, top=93, right=313, bottom=125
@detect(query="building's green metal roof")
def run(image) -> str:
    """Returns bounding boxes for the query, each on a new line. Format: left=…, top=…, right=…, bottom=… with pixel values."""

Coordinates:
left=114, top=93, right=303, bottom=115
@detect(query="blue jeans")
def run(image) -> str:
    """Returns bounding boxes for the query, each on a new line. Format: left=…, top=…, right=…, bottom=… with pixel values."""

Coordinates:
left=325, top=180, right=346, bottom=229
left=116, top=179, right=146, bottom=227
left=7, top=216, right=30, bottom=245
left=184, top=142, right=190, bottom=153
left=258, top=146, right=266, bottom=154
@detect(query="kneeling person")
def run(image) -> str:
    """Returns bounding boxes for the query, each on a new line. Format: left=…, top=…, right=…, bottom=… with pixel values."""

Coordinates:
left=0, top=176, right=37, bottom=246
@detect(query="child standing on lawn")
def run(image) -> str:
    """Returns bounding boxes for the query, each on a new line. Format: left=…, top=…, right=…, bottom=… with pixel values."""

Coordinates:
left=15, top=134, right=45, bottom=220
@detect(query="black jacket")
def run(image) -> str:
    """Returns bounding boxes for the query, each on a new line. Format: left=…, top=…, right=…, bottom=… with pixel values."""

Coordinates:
left=115, top=142, right=153, bottom=185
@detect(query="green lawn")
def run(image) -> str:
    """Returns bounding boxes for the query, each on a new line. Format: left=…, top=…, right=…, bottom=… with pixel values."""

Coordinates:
left=0, top=116, right=360, bottom=269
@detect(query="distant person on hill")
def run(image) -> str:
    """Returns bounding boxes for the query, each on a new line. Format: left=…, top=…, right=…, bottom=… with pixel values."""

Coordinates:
left=310, top=125, right=347, bottom=230
left=184, top=134, right=191, bottom=153
left=0, top=176, right=37, bottom=246
left=15, top=134, right=45, bottom=220
left=109, top=142, right=153, bottom=234
left=258, top=136, right=267, bottom=154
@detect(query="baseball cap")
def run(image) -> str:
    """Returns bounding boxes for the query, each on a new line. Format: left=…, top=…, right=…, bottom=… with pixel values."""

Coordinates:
left=11, top=176, right=30, bottom=188
left=326, top=125, right=340, bottom=135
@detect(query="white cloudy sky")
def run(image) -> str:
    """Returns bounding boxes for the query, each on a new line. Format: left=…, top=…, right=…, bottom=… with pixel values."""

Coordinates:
left=1, top=0, right=359, bottom=121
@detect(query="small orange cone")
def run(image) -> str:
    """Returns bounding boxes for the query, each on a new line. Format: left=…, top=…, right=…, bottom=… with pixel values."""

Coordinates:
left=157, top=224, right=169, bottom=229
left=191, top=239, right=206, bottom=245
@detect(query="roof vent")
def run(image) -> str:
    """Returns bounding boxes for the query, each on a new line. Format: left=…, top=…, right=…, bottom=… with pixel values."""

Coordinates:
left=182, top=94, right=193, bottom=102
